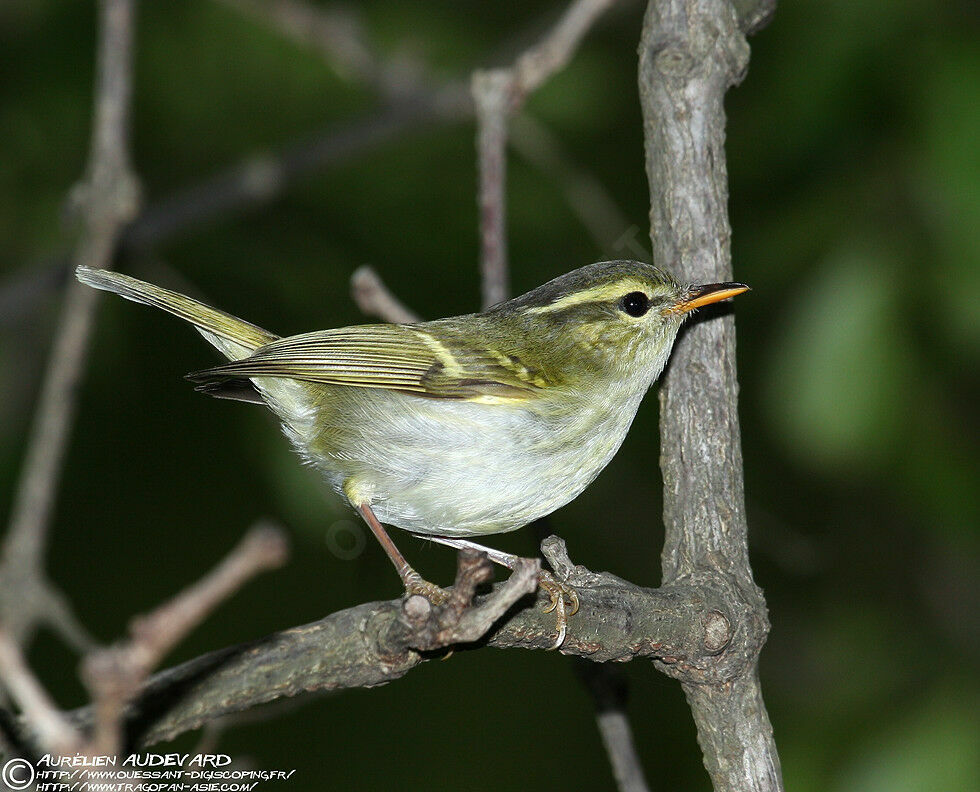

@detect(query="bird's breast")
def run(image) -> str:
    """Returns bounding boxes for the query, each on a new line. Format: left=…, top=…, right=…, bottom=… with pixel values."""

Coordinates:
left=289, top=379, right=648, bottom=537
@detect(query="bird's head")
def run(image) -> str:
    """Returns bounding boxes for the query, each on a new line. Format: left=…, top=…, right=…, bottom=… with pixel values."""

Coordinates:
left=492, top=260, right=748, bottom=384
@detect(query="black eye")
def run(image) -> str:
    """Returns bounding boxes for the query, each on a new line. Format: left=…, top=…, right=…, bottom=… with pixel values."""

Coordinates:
left=619, top=291, right=650, bottom=317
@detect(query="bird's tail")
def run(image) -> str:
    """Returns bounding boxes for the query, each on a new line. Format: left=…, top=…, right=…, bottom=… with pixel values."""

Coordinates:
left=76, top=266, right=278, bottom=360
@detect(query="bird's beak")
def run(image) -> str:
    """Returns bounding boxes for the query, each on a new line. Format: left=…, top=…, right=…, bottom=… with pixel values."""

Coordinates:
left=666, top=282, right=750, bottom=315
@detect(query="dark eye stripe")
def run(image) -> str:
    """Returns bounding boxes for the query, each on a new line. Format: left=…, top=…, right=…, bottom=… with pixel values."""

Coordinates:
left=619, top=291, right=650, bottom=317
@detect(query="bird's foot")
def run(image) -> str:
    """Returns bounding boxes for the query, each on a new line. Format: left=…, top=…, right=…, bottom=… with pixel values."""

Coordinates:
left=538, top=570, right=579, bottom=650
left=403, top=571, right=453, bottom=606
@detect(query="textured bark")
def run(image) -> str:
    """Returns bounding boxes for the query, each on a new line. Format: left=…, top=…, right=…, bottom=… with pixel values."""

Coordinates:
left=639, top=1, right=781, bottom=790
left=3, top=539, right=757, bottom=755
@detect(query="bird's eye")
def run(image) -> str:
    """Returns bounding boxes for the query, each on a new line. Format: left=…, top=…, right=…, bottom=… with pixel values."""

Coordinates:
left=619, top=291, right=650, bottom=317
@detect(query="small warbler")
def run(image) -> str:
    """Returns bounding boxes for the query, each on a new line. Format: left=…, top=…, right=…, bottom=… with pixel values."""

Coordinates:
left=77, top=261, right=747, bottom=644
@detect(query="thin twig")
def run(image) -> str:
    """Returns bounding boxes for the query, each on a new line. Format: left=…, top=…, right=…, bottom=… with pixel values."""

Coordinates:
left=509, top=0, right=619, bottom=104
left=0, top=0, right=139, bottom=650
left=217, top=0, right=429, bottom=99
left=82, top=524, right=289, bottom=755
left=350, top=266, right=420, bottom=323
left=510, top=114, right=630, bottom=252
left=218, top=0, right=380, bottom=87
left=121, top=525, right=288, bottom=673
left=0, top=631, right=82, bottom=755
left=472, top=0, right=618, bottom=308
left=575, top=662, right=651, bottom=792
left=473, top=70, right=512, bottom=308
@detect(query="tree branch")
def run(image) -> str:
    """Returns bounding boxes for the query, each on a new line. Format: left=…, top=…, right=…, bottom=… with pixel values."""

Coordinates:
left=217, top=0, right=386, bottom=90
left=0, top=631, right=82, bottom=755
left=0, top=523, right=287, bottom=760
left=350, top=266, right=420, bottom=324
left=472, top=0, right=619, bottom=308
left=80, top=525, right=288, bottom=756
left=638, top=0, right=780, bottom=790
left=473, top=69, right=513, bottom=308
left=3, top=537, right=753, bottom=755
left=575, top=662, right=651, bottom=792
left=0, top=0, right=140, bottom=651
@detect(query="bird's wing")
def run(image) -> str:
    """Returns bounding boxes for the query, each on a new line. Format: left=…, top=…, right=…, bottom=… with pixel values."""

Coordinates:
left=186, top=323, right=552, bottom=403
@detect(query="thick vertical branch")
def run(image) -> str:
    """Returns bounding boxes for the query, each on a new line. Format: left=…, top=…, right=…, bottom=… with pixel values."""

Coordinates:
left=638, top=1, right=781, bottom=791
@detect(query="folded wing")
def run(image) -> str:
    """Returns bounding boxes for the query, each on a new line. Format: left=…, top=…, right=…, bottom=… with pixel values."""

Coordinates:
left=186, top=323, right=550, bottom=403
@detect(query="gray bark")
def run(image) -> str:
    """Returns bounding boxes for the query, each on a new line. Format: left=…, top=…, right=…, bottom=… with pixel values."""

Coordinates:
left=639, top=0, right=782, bottom=790
left=4, top=539, right=757, bottom=754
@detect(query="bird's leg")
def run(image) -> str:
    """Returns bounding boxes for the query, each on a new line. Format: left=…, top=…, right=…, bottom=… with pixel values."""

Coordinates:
left=355, top=503, right=451, bottom=605
left=426, top=536, right=579, bottom=649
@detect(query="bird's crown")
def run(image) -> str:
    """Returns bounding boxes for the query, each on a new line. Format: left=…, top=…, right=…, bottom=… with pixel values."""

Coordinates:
left=492, top=260, right=682, bottom=319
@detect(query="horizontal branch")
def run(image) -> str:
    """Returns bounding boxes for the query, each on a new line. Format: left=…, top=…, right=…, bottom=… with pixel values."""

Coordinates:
left=1, top=539, right=755, bottom=754
left=123, top=94, right=468, bottom=251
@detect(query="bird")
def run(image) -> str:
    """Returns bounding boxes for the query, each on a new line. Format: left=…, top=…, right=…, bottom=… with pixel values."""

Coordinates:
left=76, top=261, right=747, bottom=646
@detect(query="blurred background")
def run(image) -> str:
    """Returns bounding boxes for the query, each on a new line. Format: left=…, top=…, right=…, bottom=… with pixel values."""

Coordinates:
left=1, top=0, right=977, bottom=790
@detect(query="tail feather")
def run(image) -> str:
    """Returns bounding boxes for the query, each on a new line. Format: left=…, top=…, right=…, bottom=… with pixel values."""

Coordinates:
left=76, top=266, right=277, bottom=359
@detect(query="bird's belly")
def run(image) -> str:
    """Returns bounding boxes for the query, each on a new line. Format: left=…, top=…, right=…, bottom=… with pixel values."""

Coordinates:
left=292, top=384, right=644, bottom=537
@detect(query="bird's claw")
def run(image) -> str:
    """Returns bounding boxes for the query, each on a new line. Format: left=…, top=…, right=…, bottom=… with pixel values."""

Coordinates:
left=403, top=572, right=452, bottom=606
left=538, top=570, right=579, bottom=650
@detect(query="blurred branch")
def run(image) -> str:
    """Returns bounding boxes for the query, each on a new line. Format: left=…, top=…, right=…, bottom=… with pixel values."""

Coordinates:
left=0, top=0, right=140, bottom=651
left=81, top=524, right=289, bottom=756
left=596, top=706, right=651, bottom=792
left=122, top=95, right=468, bottom=251
left=639, top=0, right=779, bottom=790
left=575, top=662, right=651, bottom=792
left=215, top=0, right=426, bottom=98
left=510, top=114, right=630, bottom=251
left=4, top=537, right=756, bottom=752
left=1, top=2, right=630, bottom=324
left=0, top=523, right=287, bottom=759
left=217, top=0, right=381, bottom=87
left=0, top=631, right=81, bottom=755
left=472, top=0, right=618, bottom=308
left=503, top=0, right=620, bottom=104
left=350, top=266, right=420, bottom=323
